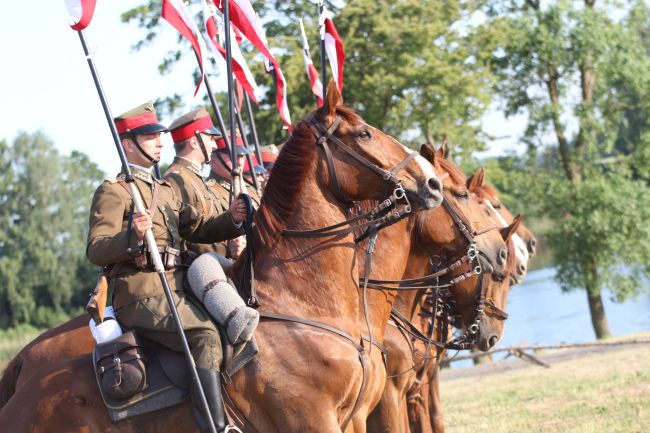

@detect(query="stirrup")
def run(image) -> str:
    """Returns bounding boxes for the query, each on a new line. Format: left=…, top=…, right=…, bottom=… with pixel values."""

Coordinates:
left=224, top=426, right=243, bottom=433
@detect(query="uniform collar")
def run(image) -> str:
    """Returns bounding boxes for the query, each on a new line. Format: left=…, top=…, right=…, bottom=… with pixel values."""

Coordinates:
left=174, top=156, right=203, bottom=176
left=127, top=163, right=154, bottom=184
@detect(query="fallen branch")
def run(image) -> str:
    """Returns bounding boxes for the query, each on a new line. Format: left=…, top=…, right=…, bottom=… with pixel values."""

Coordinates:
left=446, top=338, right=650, bottom=363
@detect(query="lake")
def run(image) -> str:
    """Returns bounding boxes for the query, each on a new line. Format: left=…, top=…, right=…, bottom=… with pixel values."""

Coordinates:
left=450, top=266, right=650, bottom=367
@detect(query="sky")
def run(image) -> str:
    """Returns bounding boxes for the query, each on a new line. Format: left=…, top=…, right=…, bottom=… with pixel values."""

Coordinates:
left=0, top=1, right=526, bottom=176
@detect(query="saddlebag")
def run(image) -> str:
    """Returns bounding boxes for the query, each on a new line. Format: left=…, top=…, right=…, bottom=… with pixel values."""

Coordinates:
left=94, top=330, right=148, bottom=400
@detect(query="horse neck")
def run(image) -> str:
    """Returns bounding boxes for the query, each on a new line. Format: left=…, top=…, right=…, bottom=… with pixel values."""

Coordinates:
left=358, top=216, right=413, bottom=341
left=254, top=174, right=361, bottom=328
left=395, top=237, right=437, bottom=320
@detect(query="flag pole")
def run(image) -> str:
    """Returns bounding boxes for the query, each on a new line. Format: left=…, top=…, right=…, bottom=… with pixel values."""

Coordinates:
left=318, top=0, right=327, bottom=102
left=243, top=93, right=263, bottom=168
left=223, top=0, right=242, bottom=196
left=75, top=29, right=218, bottom=433
left=233, top=93, right=261, bottom=194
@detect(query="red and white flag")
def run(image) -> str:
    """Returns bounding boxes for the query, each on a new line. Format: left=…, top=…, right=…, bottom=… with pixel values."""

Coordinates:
left=299, top=19, right=323, bottom=107
left=203, top=1, right=259, bottom=104
left=162, top=0, right=205, bottom=96
left=214, top=0, right=292, bottom=130
left=319, top=1, right=345, bottom=93
left=65, top=0, right=97, bottom=31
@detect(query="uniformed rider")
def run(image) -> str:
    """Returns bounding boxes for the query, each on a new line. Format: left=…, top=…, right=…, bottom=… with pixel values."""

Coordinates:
left=86, top=102, right=242, bottom=433
left=165, top=107, right=247, bottom=260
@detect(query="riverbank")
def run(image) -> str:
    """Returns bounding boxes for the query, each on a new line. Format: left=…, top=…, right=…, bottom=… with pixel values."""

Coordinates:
left=439, top=333, right=650, bottom=433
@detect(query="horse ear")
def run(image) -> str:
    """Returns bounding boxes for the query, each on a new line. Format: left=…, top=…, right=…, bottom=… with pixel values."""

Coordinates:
left=467, top=167, right=485, bottom=192
left=419, top=143, right=436, bottom=165
left=323, top=79, right=342, bottom=116
left=434, top=145, right=445, bottom=161
left=501, top=214, right=524, bottom=241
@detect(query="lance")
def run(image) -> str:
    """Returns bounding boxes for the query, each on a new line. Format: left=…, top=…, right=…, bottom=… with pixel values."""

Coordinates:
left=243, top=93, right=264, bottom=168
left=233, top=93, right=261, bottom=195
left=74, top=29, right=218, bottom=433
left=222, top=0, right=246, bottom=198
left=318, top=0, right=327, bottom=103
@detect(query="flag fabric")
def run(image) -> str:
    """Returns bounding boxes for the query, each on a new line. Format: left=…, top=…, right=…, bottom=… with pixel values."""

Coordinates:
left=162, top=0, right=205, bottom=96
left=203, top=1, right=260, bottom=104
left=319, top=1, right=345, bottom=93
left=299, top=19, right=323, bottom=106
left=65, top=0, right=97, bottom=30
left=215, top=0, right=292, bottom=129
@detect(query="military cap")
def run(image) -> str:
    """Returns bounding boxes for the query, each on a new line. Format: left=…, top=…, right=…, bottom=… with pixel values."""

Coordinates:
left=168, top=108, right=221, bottom=144
left=114, top=102, right=168, bottom=135
left=260, top=144, right=279, bottom=169
left=253, top=164, right=268, bottom=174
left=214, top=132, right=249, bottom=156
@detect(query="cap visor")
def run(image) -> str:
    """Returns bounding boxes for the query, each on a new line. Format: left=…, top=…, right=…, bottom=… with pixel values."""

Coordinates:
left=201, top=127, right=222, bottom=136
left=130, top=123, right=168, bottom=134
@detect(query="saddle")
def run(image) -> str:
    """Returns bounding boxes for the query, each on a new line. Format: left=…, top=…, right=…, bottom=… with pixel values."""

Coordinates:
left=93, top=323, right=258, bottom=422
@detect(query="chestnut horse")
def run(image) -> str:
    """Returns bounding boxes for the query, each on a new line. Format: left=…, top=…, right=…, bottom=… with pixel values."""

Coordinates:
left=0, top=81, right=443, bottom=432
left=467, top=168, right=536, bottom=285
left=406, top=168, right=528, bottom=433
left=365, top=146, right=520, bottom=433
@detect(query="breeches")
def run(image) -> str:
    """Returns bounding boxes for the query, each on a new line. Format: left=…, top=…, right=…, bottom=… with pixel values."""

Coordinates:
left=116, top=290, right=222, bottom=370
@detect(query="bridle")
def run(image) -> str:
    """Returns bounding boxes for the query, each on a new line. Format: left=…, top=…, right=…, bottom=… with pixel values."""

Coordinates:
left=282, top=115, right=419, bottom=239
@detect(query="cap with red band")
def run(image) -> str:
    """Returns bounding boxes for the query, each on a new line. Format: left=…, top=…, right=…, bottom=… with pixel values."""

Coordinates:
left=168, top=108, right=221, bottom=144
left=114, top=102, right=168, bottom=135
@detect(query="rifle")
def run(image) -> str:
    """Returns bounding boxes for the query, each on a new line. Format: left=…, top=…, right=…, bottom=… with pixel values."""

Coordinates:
left=86, top=272, right=109, bottom=324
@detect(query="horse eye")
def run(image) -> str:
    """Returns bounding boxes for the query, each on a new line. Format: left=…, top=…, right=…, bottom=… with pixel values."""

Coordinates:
left=454, top=190, right=469, bottom=200
left=357, top=130, right=372, bottom=140
left=493, top=203, right=502, bottom=209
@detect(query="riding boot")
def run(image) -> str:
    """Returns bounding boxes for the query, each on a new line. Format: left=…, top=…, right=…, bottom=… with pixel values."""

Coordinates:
left=191, top=368, right=228, bottom=433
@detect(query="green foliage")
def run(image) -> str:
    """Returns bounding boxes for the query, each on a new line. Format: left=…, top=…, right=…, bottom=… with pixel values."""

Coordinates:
left=480, top=0, right=650, bottom=310
left=0, top=132, right=104, bottom=328
left=542, top=171, right=650, bottom=300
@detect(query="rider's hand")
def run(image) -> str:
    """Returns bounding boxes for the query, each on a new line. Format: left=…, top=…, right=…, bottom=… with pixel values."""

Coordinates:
left=230, top=195, right=247, bottom=224
left=228, top=236, right=247, bottom=260
left=132, top=211, right=152, bottom=241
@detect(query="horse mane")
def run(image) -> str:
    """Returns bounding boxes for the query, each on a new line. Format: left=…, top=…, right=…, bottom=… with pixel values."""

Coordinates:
left=437, top=158, right=467, bottom=194
left=253, top=105, right=363, bottom=249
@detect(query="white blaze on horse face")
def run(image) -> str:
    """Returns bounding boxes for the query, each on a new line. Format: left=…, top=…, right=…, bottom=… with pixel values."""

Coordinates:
left=484, top=200, right=530, bottom=266
left=362, top=121, right=441, bottom=188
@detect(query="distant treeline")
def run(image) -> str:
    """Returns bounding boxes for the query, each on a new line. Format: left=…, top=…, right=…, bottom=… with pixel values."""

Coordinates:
left=0, top=132, right=104, bottom=328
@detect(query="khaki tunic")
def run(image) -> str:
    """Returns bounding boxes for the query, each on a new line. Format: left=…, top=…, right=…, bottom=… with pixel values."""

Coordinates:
left=86, top=167, right=242, bottom=369
left=164, top=157, right=232, bottom=257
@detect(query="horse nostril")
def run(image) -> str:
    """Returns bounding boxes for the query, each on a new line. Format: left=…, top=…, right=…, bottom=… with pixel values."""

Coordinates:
left=427, top=177, right=442, bottom=193
left=528, top=237, right=537, bottom=255
left=497, top=247, right=508, bottom=265
left=517, top=263, right=527, bottom=276
left=489, top=335, right=498, bottom=348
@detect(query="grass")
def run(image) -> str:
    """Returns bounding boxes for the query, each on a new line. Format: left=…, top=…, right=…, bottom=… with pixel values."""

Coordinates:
left=440, top=336, right=650, bottom=433
left=0, top=325, right=44, bottom=372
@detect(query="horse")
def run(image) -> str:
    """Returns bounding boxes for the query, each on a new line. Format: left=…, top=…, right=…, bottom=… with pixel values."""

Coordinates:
left=365, top=145, right=521, bottom=433
left=467, top=168, right=537, bottom=284
left=0, top=80, right=443, bottom=433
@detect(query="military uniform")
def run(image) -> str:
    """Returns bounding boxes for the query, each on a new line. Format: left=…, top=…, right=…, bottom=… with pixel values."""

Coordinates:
left=165, top=156, right=233, bottom=257
left=87, top=166, right=242, bottom=369
left=209, top=173, right=261, bottom=210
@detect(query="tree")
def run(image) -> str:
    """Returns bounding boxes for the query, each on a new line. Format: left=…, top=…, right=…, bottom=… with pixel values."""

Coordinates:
left=121, top=1, right=495, bottom=159
left=0, top=132, right=104, bottom=328
left=480, top=0, right=650, bottom=338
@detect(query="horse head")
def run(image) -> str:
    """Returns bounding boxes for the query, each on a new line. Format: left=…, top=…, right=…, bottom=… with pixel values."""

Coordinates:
left=467, top=169, right=537, bottom=285
left=417, top=144, right=518, bottom=352
left=312, top=80, right=443, bottom=210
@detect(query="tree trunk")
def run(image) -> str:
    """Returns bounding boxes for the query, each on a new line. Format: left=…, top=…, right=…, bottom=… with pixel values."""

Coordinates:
left=544, top=74, right=575, bottom=181
left=585, top=261, right=611, bottom=339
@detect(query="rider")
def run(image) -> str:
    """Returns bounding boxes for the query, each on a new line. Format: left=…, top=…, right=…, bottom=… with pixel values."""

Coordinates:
left=165, top=107, right=247, bottom=260
left=86, top=102, right=244, bottom=433
left=208, top=132, right=261, bottom=211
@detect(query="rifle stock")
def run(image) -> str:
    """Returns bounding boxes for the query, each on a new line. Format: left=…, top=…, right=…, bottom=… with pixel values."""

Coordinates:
left=87, top=272, right=108, bottom=324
